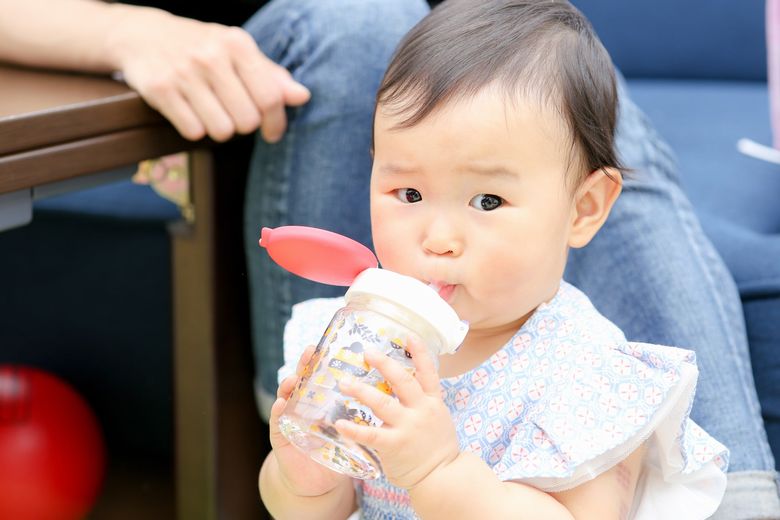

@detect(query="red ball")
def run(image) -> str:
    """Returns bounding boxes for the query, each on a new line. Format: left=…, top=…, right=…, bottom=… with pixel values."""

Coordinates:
left=0, top=365, right=106, bottom=520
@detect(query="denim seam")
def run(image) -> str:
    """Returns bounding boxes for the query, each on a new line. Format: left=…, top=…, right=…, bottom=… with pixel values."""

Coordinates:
left=276, top=8, right=310, bottom=77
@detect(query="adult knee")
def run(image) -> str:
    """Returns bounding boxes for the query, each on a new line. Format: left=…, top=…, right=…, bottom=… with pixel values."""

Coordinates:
left=294, top=0, right=430, bottom=100
left=303, top=0, right=428, bottom=53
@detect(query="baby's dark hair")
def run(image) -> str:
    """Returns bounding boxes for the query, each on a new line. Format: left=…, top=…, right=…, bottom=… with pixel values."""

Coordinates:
left=375, top=0, right=625, bottom=185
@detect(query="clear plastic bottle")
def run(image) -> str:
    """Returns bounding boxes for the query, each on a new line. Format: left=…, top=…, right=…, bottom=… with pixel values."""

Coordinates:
left=278, top=268, right=468, bottom=479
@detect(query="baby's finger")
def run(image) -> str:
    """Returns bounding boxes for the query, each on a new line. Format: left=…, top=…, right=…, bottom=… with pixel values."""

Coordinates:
left=268, top=396, right=292, bottom=448
left=362, top=349, right=421, bottom=406
left=405, top=336, right=441, bottom=395
left=333, top=418, right=385, bottom=451
left=268, top=395, right=287, bottom=424
left=339, top=377, right=402, bottom=426
left=295, top=345, right=317, bottom=377
left=276, top=375, right=298, bottom=400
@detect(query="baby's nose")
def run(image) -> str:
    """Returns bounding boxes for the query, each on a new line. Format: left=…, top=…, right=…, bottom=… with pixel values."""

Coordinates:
left=422, top=221, right=462, bottom=256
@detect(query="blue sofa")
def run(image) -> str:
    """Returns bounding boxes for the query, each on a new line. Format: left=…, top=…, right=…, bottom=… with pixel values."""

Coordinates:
left=573, top=0, right=780, bottom=467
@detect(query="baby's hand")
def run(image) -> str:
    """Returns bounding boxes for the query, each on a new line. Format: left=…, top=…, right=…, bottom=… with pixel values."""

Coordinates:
left=269, top=345, right=348, bottom=497
left=334, top=337, right=460, bottom=490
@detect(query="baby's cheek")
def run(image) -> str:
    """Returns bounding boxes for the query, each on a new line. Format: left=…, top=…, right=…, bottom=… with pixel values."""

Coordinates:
left=373, top=240, right=407, bottom=273
left=472, top=258, right=535, bottom=307
left=373, top=228, right=418, bottom=276
left=371, top=206, right=415, bottom=271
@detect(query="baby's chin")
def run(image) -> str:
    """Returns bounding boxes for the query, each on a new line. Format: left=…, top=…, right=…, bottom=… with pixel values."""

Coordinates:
left=450, top=302, right=484, bottom=329
left=460, top=307, right=535, bottom=335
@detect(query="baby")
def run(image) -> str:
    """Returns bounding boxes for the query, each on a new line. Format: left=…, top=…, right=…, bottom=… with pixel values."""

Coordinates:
left=259, top=1, right=728, bottom=519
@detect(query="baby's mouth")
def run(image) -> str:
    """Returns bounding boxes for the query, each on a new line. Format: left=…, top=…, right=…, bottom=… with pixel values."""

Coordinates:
left=428, top=281, right=457, bottom=302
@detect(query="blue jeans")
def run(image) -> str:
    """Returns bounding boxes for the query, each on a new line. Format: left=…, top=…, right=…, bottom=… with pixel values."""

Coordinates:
left=565, top=79, right=780, bottom=517
left=243, top=2, right=779, bottom=516
left=242, top=0, right=429, bottom=417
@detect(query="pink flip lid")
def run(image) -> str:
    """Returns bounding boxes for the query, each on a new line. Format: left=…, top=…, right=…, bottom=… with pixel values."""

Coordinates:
left=259, top=226, right=378, bottom=286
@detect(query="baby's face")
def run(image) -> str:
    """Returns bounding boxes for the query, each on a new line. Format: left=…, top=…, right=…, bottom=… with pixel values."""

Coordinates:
left=370, top=85, right=580, bottom=334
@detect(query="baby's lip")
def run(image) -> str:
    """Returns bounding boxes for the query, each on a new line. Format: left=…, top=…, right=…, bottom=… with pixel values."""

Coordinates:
left=427, top=280, right=449, bottom=291
left=427, top=280, right=457, bottom=301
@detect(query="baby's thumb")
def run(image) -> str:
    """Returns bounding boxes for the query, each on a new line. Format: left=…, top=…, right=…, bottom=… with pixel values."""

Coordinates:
left=268, top=397, right=288, bottom=437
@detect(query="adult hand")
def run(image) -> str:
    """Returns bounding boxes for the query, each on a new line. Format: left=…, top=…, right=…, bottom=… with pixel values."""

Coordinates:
left=107, top=7, right=310, bottom=143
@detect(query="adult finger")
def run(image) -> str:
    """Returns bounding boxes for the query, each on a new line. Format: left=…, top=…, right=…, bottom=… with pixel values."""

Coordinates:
left=257, top=83, right=288, bottom=143
left=191, top=26, right=262, bottom=134
left=262, top=69, right=311, bottom=142
left=228, top=27, right=310, bottom=108
left=206, top=61, right=261, bottom=135
left=145, top=87, right=206, bottom=141
left=238, top=57, right=294, bottom=142
left=276, top=68, right=311, bottom=107
left=179, top=76, right=235, bottom=142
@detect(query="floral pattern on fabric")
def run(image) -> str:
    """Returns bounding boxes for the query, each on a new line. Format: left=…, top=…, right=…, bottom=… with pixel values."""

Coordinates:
left=280, top=281, right=728, bottom=520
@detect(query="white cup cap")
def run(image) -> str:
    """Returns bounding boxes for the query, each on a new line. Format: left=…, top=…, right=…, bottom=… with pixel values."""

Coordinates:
left=345, top=268, right=468, bottom=355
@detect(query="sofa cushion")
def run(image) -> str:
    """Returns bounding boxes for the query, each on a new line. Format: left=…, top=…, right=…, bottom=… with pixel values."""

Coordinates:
left=627, top=79, right=780, bottom=234
left=573, top=0, right=766, bottom=81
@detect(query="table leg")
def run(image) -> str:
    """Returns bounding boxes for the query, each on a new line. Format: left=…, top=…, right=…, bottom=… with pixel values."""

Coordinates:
left=169, top=144, right=269, bottom=520
left=170, top=149, right=219, bottom=520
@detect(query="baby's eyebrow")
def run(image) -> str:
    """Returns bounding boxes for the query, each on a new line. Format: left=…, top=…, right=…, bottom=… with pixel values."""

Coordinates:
left=377, top=162, right=519, bottom=179
left=457, top=164, right=519, bottom=179
left=378, top=163, right=418, bottom=174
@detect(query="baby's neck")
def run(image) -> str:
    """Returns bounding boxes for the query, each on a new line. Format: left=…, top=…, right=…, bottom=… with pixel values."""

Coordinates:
left=437, top=324, right=522, bottom=379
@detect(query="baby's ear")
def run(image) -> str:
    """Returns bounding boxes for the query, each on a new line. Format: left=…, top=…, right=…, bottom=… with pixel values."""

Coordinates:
left=568, top=168, right=622, bottom=248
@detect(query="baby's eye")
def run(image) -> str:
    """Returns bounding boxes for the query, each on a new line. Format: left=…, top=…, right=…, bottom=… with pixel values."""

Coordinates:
left=395, top=188, right=422, bottom=203
left=469, top=194, right=503, bottom=211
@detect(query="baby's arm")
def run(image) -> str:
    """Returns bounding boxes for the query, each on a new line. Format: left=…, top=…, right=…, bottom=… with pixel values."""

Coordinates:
left=548, top=443, right=646, bottom=519
left=408, top=443, right=646, bottom=520
left=259, top=451, right=356, bottom=520
left=259, top=345, right=357, bottom=520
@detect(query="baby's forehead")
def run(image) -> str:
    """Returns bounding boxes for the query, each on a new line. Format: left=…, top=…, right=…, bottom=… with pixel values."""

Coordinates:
left=376, top=83, right=572, bottom=143
left=373, top=84, right=585, bottom=185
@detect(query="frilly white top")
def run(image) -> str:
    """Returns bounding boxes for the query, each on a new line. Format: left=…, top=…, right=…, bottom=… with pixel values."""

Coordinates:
left=279, top=281, right=728, bottom=519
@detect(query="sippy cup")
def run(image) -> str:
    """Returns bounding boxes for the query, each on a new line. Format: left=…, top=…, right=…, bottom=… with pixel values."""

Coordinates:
left=260, top=226, right=468, bottom=480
